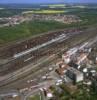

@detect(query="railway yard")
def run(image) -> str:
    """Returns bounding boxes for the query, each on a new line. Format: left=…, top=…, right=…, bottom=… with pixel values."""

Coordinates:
left=0, top=28, right=82, bottom=76
left=0, top=2, right=97, bottom=100
left=0, top=26, right=97, bottom=99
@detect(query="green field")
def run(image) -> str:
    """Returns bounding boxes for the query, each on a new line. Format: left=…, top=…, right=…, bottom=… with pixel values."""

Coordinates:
left=0, top=8, right=97, bottom=46
left=0, top=12, right=97, bottom=46
left=53, top=82, right=97, bottom=100
left=0, top=20, right=67, bottom=45
left=41, top=4, right=67, bottom=9
left=29, top=94, right=40, bottom=100
left=22, top=10, right=65, bottom=14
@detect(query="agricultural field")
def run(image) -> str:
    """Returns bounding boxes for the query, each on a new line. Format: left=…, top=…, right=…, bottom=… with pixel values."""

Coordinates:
left=41, top=4, right=67, bottom=8
left=22, top=10, right=65, bottom=14
left=0, top=9, right=26, bottom=17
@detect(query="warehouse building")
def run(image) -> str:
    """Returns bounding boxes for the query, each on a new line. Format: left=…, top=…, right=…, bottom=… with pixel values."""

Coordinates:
left=66, top=67, right=84, bottom=84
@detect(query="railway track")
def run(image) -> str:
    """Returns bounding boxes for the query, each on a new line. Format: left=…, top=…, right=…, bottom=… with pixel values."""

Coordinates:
left=0, top=26, right=97, bottom=88
left=0, top=29, right=80, bottom=59
left=0, top=29, right=82, bottom=76
left=0, top=26, right=96, bottom=77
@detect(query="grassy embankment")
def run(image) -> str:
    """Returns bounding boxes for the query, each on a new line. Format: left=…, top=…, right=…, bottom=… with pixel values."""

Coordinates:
left=0, top=20, right=67, bottom=45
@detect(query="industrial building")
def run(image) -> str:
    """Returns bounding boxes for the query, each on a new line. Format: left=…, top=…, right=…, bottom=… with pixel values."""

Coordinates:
left=66, top=67, right=84, bottom=84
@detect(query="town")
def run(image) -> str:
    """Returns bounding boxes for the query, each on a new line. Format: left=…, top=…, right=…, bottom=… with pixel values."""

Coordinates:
left=0, top=14, right=81, bottom=27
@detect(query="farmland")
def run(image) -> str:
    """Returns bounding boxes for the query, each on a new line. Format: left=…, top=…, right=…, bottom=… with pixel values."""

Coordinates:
left=22, top=10, right=65, bottom=14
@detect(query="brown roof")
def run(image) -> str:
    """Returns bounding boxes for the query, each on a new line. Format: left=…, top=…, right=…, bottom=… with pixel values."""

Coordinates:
left=56, top=64, right=69, bottom=75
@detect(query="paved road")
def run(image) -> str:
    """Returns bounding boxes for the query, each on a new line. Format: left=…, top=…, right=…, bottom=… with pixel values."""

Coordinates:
left=24, top=80, right=55, bottom=100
